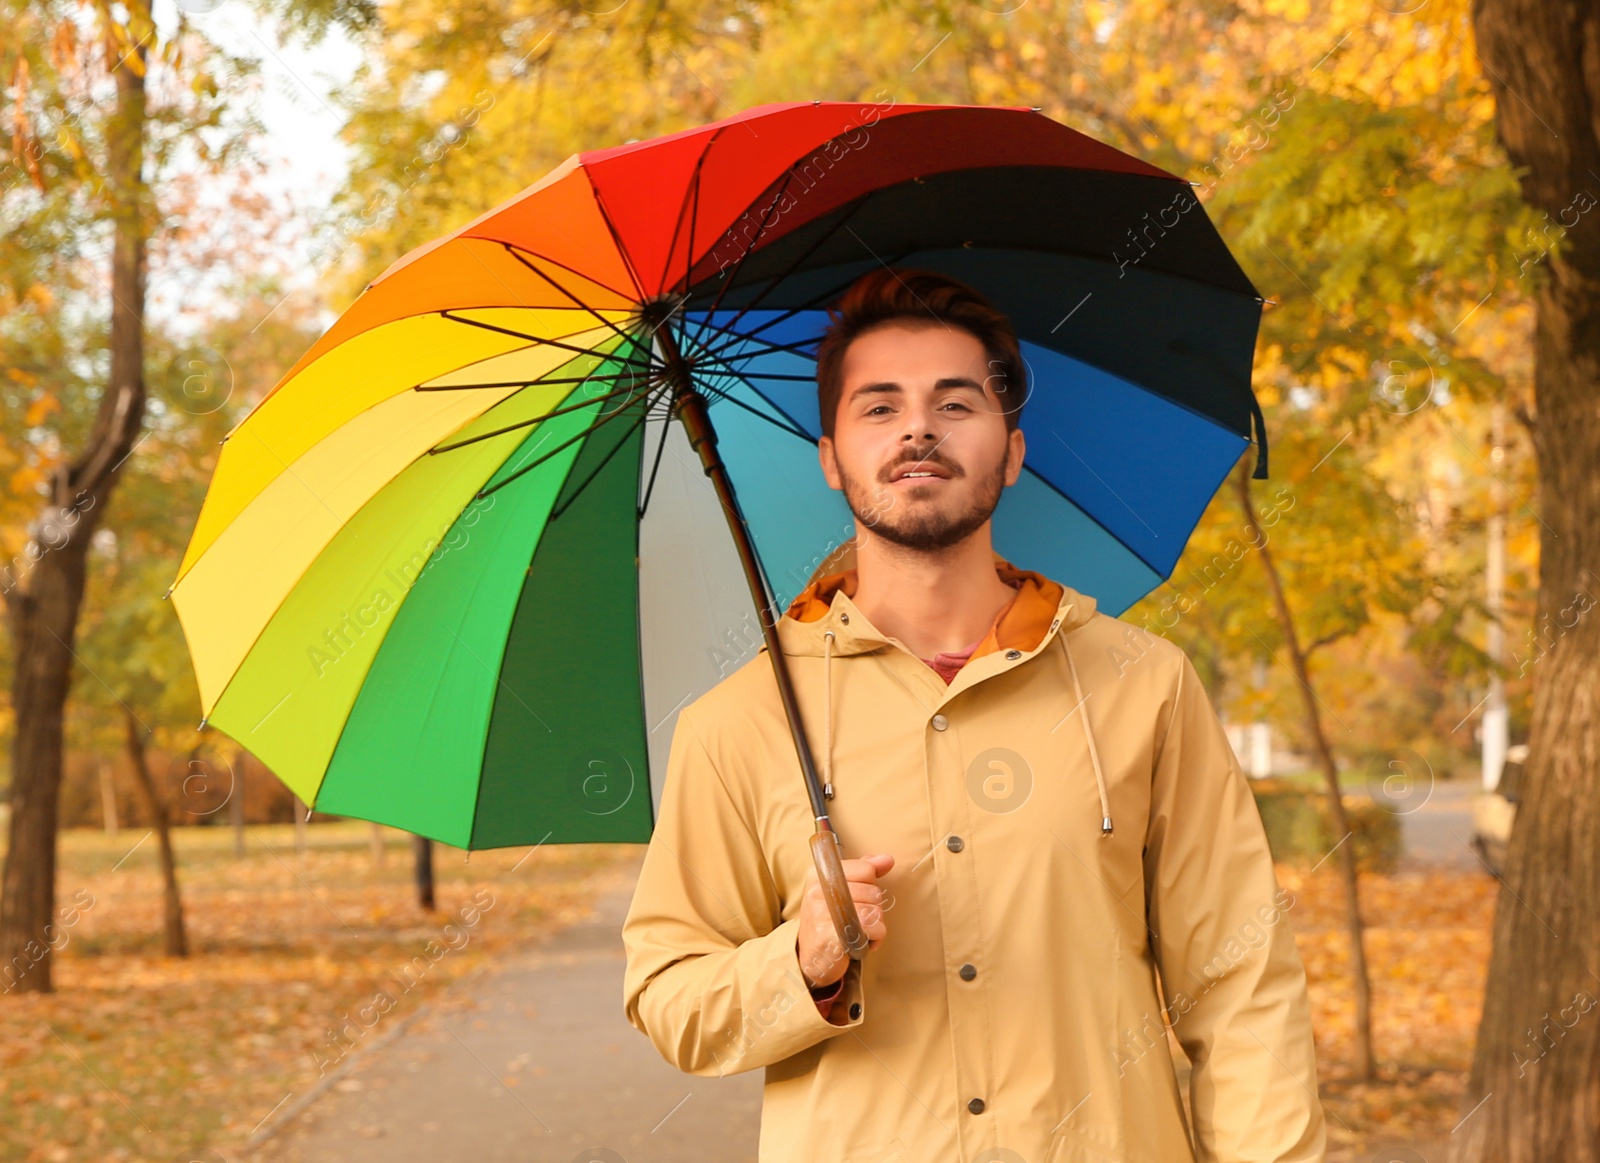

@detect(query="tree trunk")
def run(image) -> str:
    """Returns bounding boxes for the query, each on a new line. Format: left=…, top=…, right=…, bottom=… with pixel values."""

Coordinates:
left=0, top=2, right=151, bottom=996
left=413, top=834, right=435, bottom=911
left=229, top=747, right=246, bottom=859
left=1456, top=2, right=1600, bottom=1157
left=120, top=707, right=188, bottom=958
left=1235, top=464, right=1376, bottom=1081
left=99, top=763, right=118, bottom=835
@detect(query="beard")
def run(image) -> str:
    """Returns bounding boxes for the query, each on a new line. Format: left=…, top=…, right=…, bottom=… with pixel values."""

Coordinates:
left=839, top=445, right=1009, bottom=553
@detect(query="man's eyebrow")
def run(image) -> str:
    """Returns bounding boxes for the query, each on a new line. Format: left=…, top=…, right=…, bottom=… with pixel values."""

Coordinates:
left=847, top=376, right=986, bottom=401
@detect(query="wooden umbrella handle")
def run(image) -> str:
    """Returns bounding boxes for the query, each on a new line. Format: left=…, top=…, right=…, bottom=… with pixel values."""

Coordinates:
left=810, top=827, right=871, bottom=959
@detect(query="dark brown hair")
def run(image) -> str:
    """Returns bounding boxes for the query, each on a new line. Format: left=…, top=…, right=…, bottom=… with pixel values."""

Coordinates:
left=813, top=267, right=1027, bottom=439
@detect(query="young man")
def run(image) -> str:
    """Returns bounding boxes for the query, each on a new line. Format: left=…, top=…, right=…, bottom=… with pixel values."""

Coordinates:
left=622, top=268, right=1327, bottom=1162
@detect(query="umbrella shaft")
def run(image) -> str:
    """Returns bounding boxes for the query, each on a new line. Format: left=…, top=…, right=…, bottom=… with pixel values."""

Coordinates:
left=671, top=383, right=834, bottom=829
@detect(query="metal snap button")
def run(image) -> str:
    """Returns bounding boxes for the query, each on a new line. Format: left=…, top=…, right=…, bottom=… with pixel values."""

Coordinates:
left=968, top=1098, right=986, bottom=1114
left=839, top=612, right=850, bottom=624
left=959, top=963, right=976, bottom=981
left=849, top=1002, right=861, bottom=1020
left=1005, top=649, right=1021, bottom=660
left=946, top=835, right=964, bottom=852
left=931, top=714, right=948, bottom=731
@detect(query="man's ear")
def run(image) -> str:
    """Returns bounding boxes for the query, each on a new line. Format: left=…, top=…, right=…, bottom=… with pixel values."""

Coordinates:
left=818, top=434, right=842, bottom=491
left=1003, top=427, right=1026, bottom=486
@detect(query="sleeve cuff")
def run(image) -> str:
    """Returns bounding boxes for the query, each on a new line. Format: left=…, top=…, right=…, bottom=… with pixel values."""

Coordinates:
left=809, top=975, right=845, bottom=1018
left=776, top=917, right=866, bottom=1033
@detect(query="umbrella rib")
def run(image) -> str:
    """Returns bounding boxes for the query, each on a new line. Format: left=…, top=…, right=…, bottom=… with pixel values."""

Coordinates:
left=548, top=383, right=668, bottom=522
left=690, top=375, right=817, bottom=445
left=414, top=370, right=651, bottom=393
left=438, top=309, right=655, bottom=369
left=702, top=370, right=817, bottom=381
left=463, top=232, right=642, bottom=302
left=683, top=164, right=802, bottom=353
left=426, top=378, right=655, bottom=454
left=696, top=328, right=820, bottom=365
left=670, top=125, right=723, bottom=306
left=498, top=243, right=646, bottom=352
left=692, top=252, right=918, bottom=365
left=475, top=372, right=674, bottom=501
left=684, top=339, right=812, bottom=388
left=689, top=189, right=877, bottom=348
left=583, top=167, right=649, bottom=299
left=636, top=397, right=676, bottom=521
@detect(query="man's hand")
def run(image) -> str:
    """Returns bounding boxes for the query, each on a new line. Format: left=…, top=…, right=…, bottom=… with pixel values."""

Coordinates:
left=796, top=852, right=894, bottom=988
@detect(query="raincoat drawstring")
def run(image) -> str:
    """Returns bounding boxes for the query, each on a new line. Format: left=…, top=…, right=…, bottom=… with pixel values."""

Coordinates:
left=1061, top=631, right=1114, bottom=836
left=824, top=623, right=1107, bottom=831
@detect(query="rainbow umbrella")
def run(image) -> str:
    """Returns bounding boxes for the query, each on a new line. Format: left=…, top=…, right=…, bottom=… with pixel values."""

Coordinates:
left=170, top=100, right=1267, bottom=857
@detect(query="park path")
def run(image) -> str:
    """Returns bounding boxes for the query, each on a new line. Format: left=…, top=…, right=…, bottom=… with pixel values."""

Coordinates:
left=1393, top=776, right=1481, bottom=871
left=251, top=849, right=762, bottom=1163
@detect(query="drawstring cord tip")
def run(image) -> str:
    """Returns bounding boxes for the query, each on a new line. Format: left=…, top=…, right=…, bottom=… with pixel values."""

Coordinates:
left=1101, top=817, right=1114, bottom=835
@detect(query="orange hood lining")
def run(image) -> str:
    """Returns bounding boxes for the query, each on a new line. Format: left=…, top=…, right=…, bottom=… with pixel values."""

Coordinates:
left=783, top=557, right=1066, bottom=661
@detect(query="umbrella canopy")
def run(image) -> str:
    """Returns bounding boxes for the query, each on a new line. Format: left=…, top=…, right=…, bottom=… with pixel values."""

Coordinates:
left=170, top=100, right=1267, bottom=850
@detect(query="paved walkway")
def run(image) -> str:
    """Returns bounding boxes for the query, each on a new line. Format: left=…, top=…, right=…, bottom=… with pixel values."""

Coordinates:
left=1394, top=777, right=1482, bottom=872
left=253, top=851, right=762, bottom=1163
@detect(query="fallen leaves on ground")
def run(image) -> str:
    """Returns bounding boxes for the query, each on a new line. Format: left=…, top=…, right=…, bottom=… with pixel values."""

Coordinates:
left=0, top=823, right=639, bottom=1162
left=1, top=827, right=1499, bottom=1162
left=1282, top=858, right=1499, bottom=1157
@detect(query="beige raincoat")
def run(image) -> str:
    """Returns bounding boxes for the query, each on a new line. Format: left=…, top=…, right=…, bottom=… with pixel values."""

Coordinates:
left=622, top=553, right=1326, bottom=1162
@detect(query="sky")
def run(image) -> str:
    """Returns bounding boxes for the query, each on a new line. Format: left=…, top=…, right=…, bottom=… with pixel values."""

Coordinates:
left=147, top=1, right=365, bottom=333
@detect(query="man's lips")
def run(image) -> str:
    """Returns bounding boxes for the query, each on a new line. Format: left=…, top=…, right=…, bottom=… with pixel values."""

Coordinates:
left=888, top=461, right=955, bottom=483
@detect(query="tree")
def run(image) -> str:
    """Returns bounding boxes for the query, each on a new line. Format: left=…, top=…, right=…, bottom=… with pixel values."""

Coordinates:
left=1233, top=458, right=1398, bottom=1082
left=0, top=0, right=372, bottom=994
left=70, top=272, right=332, bottom=950
left=0, top=0, right=156, bottom=995
left=1452, top=1, right=1600, bottom=1156
left=120, top=708, right=193, bottom=958
left=413, top=834, right=435, bottom=911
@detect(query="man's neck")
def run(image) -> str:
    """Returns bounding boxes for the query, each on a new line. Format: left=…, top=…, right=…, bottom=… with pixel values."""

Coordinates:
left=849, top=527, right=1019, bottom=660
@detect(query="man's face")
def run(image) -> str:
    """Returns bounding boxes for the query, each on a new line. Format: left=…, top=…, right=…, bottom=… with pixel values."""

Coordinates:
left=818, top=319, right=1026, bottom=553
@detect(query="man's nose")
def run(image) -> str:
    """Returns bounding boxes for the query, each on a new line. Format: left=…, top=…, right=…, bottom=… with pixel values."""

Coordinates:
left=898, top=401, right=939, bottom=442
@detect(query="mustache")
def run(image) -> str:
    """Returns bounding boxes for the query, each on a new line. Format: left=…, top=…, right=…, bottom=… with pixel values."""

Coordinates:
left=882, top=450, right=962, bottom=480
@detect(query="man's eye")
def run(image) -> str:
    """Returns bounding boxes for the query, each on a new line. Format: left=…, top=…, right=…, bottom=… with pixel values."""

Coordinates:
left=866, top=404, right=891, bottom=416
left=942, top=401, right=971, bottom=412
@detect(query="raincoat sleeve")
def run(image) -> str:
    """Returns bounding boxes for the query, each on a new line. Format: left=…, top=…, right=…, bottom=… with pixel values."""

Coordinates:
left=1143, top=650, right=1327, bottom=1162
left=621, top=706, right=866, bottom=1078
